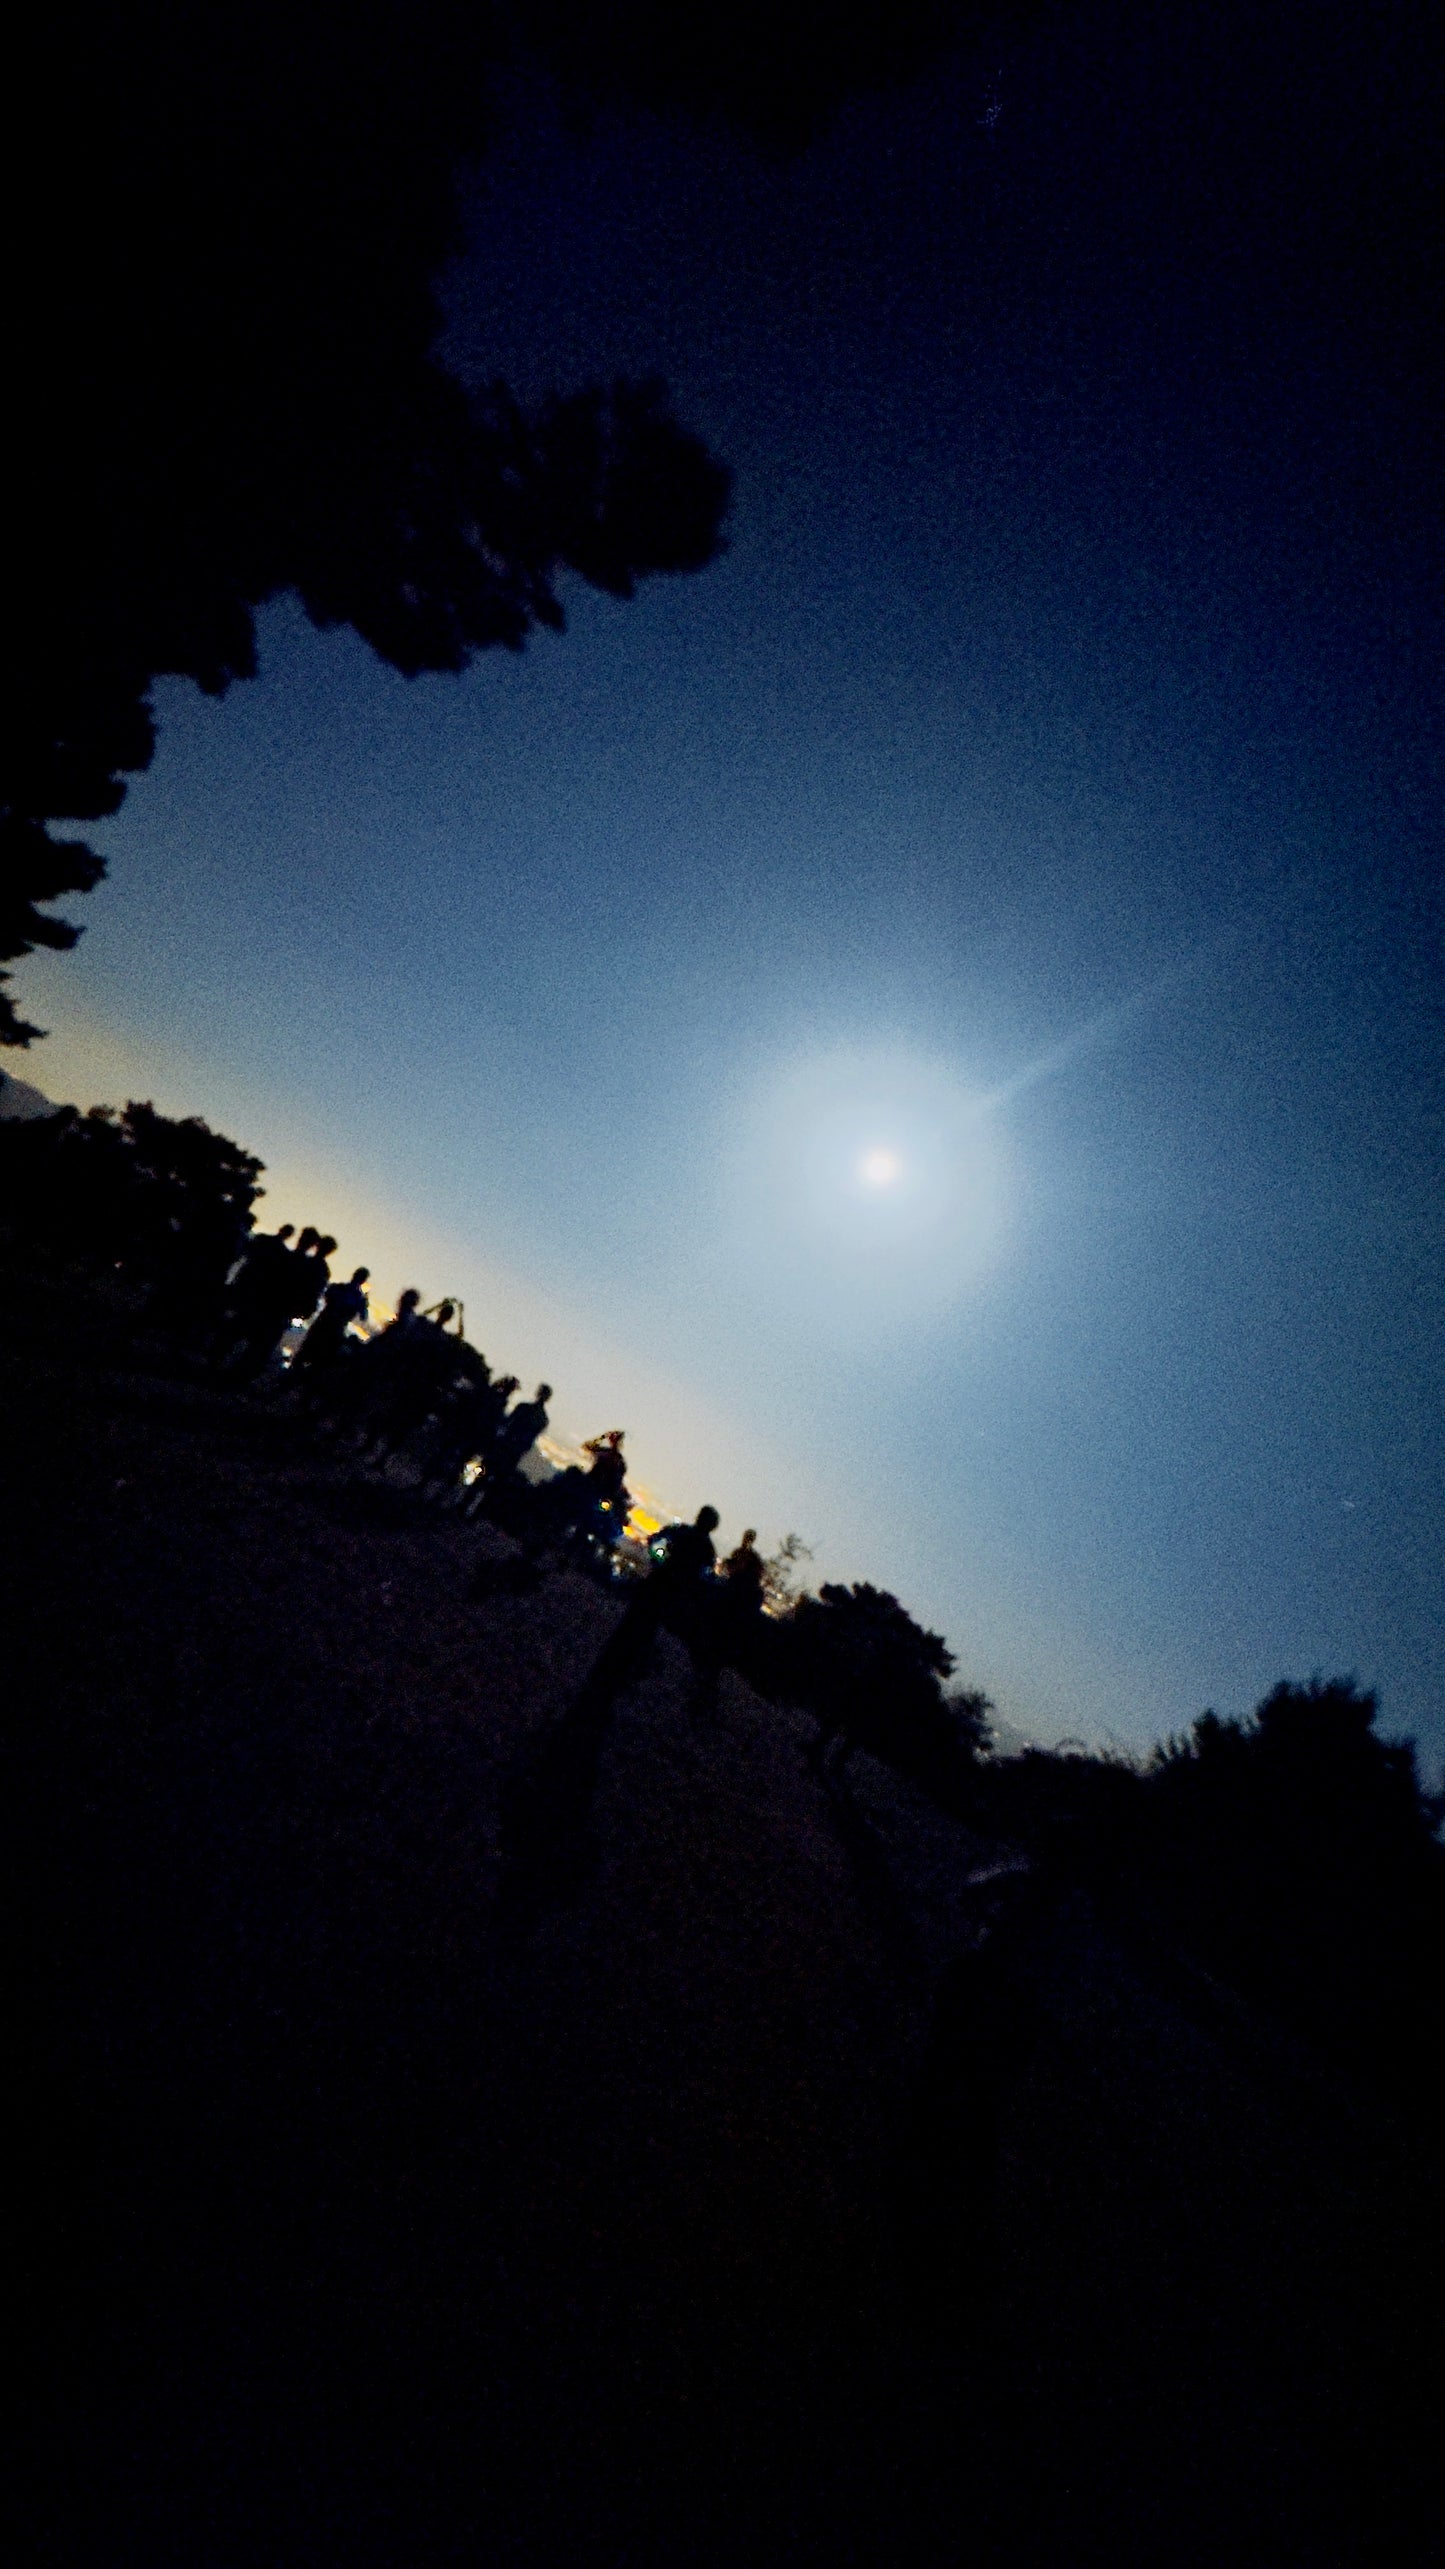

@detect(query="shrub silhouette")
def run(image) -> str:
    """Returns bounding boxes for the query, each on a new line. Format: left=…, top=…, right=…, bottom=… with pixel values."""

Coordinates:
left=1136, top=1680, right=1445, bottom=2112
left=981, top=1680, right=1445, bottom=2126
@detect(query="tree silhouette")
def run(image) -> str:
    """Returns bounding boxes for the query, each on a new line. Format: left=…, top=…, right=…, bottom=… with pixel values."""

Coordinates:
left=765, top=1578, right=991, bottom=1805
left=2, top=0, right=1003, bottom=1040
left=760, top=1530, right=815, bottom=1611
left=0, top=1098, right=264, bottom=1278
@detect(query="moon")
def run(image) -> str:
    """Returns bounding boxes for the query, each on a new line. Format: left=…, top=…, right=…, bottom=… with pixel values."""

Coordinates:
left=730, top=1043, right=1012, bottom=1328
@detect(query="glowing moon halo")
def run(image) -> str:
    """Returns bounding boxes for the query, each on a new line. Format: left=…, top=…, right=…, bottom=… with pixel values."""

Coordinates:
left=733, top=1042, right=1012, bottom=1325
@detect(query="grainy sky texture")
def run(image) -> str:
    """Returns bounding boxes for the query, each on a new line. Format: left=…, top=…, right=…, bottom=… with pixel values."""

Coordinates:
left=28, top=0, right=1442, bottom=1757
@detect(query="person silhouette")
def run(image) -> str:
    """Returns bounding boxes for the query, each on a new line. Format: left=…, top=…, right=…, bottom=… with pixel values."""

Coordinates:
left=221, top=1222, right=304, bottom=1379
left=423, top=1360, right=505, bottom=1501
left=339, top=1288, right=421, bottom=1440
left=294, top=1264, right=370, bottom=1393
left=721, top=1527, right=766, bottom=1603
left=581, top=1429, right=627, bottom=1495
left=222, top=1221, right=292, bottom=1346
left=579, top=1505, right=720, bottom=1701
left=367, top=1297, right=464, bottom=1458
left=495, top=1505, right=723, bottom=1927
left=295, top=1231, right=336, bottom=1322
left=491, top=1382, right=552, bottom=1480
left=700, top=1525, right=768, bottom=1687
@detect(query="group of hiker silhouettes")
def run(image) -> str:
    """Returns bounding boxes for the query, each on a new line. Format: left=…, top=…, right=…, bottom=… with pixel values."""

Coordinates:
left=202, top=1215, right=768, bottom=1681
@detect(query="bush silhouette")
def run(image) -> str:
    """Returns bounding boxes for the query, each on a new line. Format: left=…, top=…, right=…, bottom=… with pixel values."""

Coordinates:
left=979, top=1681, right=1445, bottom=2126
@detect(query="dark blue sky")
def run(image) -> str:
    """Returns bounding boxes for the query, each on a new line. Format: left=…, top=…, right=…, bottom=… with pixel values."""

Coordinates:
left=32, top=0, right=1443, bottom=1757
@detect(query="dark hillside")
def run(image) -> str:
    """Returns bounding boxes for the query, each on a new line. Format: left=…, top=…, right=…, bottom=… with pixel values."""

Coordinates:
left=5, top=1274, right=1438, bottom=2562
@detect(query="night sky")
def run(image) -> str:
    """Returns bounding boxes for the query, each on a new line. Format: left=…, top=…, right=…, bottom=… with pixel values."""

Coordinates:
left=29, top=1, right=1442, bottom=1759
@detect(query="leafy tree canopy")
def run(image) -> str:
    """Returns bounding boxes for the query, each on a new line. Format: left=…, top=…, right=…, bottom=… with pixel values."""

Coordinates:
left=787, top=1580, right=957, bottom=1717
left=0, top=1099, right=264, bottom=1272
left=2, top=0, right=1008, bottom=1039
left=767, top=1577, right=991, bottom=1799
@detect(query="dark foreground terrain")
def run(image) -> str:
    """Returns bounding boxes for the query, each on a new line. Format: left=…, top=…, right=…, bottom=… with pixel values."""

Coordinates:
left=5, top=1280, right=1437, bottom=2563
